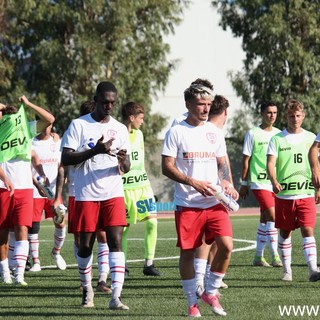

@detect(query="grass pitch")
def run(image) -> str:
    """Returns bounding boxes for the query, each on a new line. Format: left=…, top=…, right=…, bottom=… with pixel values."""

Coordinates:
left=1, top=214, right=320, bottom=319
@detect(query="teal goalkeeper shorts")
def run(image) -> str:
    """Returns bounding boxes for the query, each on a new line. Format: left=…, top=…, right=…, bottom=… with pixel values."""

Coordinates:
left=124, top=185, right=157, bottom=224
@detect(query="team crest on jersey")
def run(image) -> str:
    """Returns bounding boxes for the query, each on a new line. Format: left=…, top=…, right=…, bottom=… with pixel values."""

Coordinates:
left=206, top=132, right=217, bottom=144
left=107, top=129, right=117, bottom=138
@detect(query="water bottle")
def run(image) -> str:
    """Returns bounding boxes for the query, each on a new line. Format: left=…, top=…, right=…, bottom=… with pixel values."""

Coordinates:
left=211, top=184, right=239, bottom=212
left=37, top=176, right=54, bottom=199
left=53, top=204, right=67, bottom=224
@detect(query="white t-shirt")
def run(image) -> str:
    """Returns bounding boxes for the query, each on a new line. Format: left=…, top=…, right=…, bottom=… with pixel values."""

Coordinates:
left=243, top=126, right=280, bottom=191
left=315, top=131, right=320, bottom=142
left=162, top=121, right=226, bottom=208
left=62, top=114, right=130, bottom=201
left=0, top=121, right=37, bottom=190
left=32, top=136, right=61, bottom=198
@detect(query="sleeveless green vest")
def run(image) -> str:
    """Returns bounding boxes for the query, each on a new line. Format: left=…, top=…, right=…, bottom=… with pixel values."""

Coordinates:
left=249, top=127, right=277, bottom=184
left=122, top=129, right=149, bottom=189
left=0, top=105, right=32, bottom=162
left=272, top=130, right=315, bottom=196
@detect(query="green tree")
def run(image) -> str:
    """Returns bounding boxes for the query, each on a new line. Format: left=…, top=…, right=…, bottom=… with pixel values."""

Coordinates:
left=0, top=0, right=189, bottom=144
left=212, top=0, right=320, bottom=134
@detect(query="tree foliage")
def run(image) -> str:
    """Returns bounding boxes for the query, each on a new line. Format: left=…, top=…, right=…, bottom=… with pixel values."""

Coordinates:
left=0, top=0, right=189, bottom=144
left=212, top=0, right=320, bottom=135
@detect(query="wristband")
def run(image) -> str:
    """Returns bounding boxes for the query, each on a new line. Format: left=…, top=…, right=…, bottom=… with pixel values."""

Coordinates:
left=241, top=180, right=248, bottom=186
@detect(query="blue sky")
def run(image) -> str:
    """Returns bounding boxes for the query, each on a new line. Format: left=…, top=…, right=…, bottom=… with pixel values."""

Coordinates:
left=151, top=0, right=245, bottom=139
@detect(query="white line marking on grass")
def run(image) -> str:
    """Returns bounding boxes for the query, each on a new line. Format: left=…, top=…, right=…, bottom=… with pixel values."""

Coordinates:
left=41, top=263, right=79, bottom=269
left=121, top=238, right=178, bottom=241
left=230, top=217, right=259, bottom=221
left=39, top=238, right=256, bottom=269
left=38, top=238, right=177, bottom=242
left=232, top=238, right=256, bottom=252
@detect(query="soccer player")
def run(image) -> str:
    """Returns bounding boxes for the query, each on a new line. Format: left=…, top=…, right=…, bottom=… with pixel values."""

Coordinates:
left=0, top=96, right=55, bottom=285
left=61, top=81, right=130, bottom=309
left=239, top=102, right=282, bottom=268
left=267, top=98, right=320, bottom=282
left=6, top=149, right=46, bottom=273
left=53, top=101, right=111, bottom=293
left=121, top=101, right=160, bottom=277
left=162, top=79, right=237, bottom=317
left=28, top=125, right=67, bottom=272
left=194, top=95, right=234, bottom=296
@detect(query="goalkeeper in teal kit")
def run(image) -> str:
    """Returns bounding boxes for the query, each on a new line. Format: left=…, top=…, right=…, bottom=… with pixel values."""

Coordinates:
left=121, top=101, right=160, bottom=276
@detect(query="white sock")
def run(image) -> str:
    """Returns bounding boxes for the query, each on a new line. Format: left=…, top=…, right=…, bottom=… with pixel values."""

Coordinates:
left=76, top=253, right=93, bottom=289
left=206, top=271, right=225, bottom=296
left=53, top=226, right=66, bottom=253
left=205, top=263, right=211, bottom=287
left=182, top=278, right=198, bottom=307
left=266, top=221, right=279, bottom=258
left=194, top=258, right=207, bottom=287
left=0, top=258, right=10, bottom=274
left=145, top=259, right=153, bottom=267
left=303, top=236, right=318, bottom=273
left=97, top=241, right=110, bottom=282
left=256, top=223, right=267, bottom=257
left=14, top=240, right=29, bottom=279
left=278, top=236, right=292, bottom=274
left=28, top=233, right=40, bottom=263
left=109, top=251, right=125, bottom=299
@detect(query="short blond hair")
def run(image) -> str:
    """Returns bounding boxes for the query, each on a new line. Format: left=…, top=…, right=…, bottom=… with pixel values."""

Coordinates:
left=285, top=99, right=304, bottom=115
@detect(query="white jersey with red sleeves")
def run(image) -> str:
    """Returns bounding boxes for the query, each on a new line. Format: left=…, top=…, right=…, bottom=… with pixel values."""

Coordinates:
left=0, top=121, right=37, bottom=190
left=32, top=135, right=61, bottom=198
left=62, top=114, right=130, bottom=201
left=162, top=121, right=227, bottom=208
